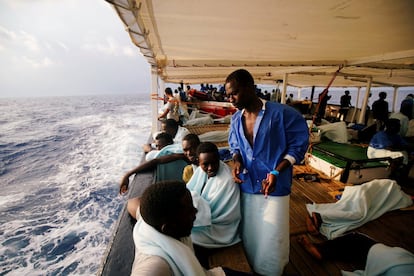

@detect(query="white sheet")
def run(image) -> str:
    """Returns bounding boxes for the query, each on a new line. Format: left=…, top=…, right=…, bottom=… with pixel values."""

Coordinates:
left=306, top=179, right=413, bottom=240
left=341, top=243, right=414, bottom=276
left=187, top=161, right=241, bottom=248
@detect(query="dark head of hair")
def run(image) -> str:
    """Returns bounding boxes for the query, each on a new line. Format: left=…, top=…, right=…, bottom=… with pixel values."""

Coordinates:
left=140, top=181, right=187, bottom=229
left=345, top=90, right=350, bottom=95
left=164, top=118, right=179, bottom=132
left=385, top=118, right=401, bottom=134
left=379, top=91, right=387, bottom=99
left=182, top=133, right=200, bottom=146
left=155, top=132, right=174, bottom=145
left=196, top=142, right=219, bottom=159
left=165, top=87, right=173, bottom=95
left=225, top=69, right=255, bottom=91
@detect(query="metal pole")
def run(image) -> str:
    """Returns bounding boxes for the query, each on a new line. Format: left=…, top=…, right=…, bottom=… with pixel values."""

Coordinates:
left=281, top=73, right=288, bottom=104
left=358, top=77, right=372, bottom=124
left=392, top=86, right=398, bottom=112
left=350, top=87, right=360, bottom=123
left=151, top=67, right=160, bottom=134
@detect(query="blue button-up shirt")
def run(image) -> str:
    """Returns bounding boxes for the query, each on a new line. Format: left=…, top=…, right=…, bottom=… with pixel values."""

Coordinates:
left=228, top=101, right=309, bottom=196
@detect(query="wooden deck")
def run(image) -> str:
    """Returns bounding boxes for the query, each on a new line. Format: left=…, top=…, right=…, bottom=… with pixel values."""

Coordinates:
left=285, top=164, right=414, bottom=276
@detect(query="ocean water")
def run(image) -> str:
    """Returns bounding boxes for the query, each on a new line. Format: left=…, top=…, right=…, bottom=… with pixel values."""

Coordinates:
left=0, top=94, right=151, bottom=275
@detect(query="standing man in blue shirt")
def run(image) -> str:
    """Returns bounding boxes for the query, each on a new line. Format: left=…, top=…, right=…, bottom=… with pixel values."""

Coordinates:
left=225, top=69, right=309, bottom=275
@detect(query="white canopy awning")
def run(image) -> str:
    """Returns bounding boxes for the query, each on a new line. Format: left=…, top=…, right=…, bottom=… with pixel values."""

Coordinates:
left=106, top=0, right=414, bottom=88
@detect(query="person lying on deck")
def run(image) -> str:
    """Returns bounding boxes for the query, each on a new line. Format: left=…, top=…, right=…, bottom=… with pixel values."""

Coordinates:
left=297, top=232, right=414, bottom=275
left=187, top=142, right=241, bottom=249
left=305, top=179, right=413, bottom=240
left=131, top=181, right=250, bottom=276
left=120, top=134, right=201, bottom=219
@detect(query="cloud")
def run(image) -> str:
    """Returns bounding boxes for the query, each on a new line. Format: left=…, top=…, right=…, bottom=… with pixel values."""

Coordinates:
left=56, top=41, right=69, bottom=51
left=3, top=0, right=55, bottom=9
left=0, top=25, right=41, bottom=52
left=82, top=36, right=135, bottom=57
left=122, top=46, right=136, bottom=57
left=20, top=31, right=40, bottom=52
left=22, top=56, right=55, bottom=68
left=0, top=25, right=17, bottom=41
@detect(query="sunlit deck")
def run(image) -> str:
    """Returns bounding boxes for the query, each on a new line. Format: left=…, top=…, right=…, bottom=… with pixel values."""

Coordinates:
left=285, top=165, right=414, bottom=276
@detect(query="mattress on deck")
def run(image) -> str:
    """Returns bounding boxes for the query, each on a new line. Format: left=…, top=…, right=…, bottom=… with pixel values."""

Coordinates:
left=311, top=141, right=387, bottom=169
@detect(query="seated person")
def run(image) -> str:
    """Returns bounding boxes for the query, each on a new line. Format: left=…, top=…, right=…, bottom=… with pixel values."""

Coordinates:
left=142, top=119, right=190, bottom=153
left=305, top=179, right=413, bottom=240
left=163, top=118, right=190, bottom=145
left=182, top=134, right=201, bottom=183
left=120, top=134, right=201, bottom=219
left=144, top=132, right=175, bottom=161
left=367, top=118, right=414, bottom=181
left=131, top=181, right=225, bottom=275
left=187, top=142, right=241, bottom=249
left=298, top=232, right=414, bottom=275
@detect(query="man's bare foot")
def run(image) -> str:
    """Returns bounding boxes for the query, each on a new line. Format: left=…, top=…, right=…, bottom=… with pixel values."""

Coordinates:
left=297, top=235, right=323, bottom=260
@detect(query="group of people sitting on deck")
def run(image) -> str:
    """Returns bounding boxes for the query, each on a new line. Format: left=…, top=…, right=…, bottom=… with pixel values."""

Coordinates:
left=119, top=69, right=414, bottom=275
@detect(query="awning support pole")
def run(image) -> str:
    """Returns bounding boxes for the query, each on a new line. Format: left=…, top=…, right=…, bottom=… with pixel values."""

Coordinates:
left=392, top=86, right=398, bottom=112
left=350, top=87, right=361, bottom=123
left=358, top=77, right=372, bottom=124
left=151, top=67, right=159, bottom=134
left=281, top=73, right=288, bottom=104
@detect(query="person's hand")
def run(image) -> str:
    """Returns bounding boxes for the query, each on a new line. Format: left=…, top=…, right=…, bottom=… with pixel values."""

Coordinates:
left=120, top=176, right=130, bottom=195
left=232, top=160, right=243, bottom=184
left=261, top=173, right=276, bottom=198
left=142, top=144, right=152, bottom=153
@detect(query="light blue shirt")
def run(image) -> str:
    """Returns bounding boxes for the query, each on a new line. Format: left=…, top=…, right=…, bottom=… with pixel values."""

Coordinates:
left=228, top=101, right=309, bottom=196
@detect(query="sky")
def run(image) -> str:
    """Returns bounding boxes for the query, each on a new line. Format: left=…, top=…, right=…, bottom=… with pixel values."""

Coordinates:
left=0, top=0, right=151, bottom=98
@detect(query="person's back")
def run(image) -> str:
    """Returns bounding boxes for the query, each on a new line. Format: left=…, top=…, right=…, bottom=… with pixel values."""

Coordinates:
left=161, top=119, right=190, bottom=144
left=339, top=90, right=352, bottom=121
left=131, top=181, right=225, bottom=275
left=400, top=94, right=414, bottom=120
left=340, top=91, right=351, bottom=108
left=159, top=87, right=180, bottom=122
left=390, top=112, right=409, bottom=137
left=372, top=92, right=389, bottom=130
left=317, top=90, right=331, bottom=122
